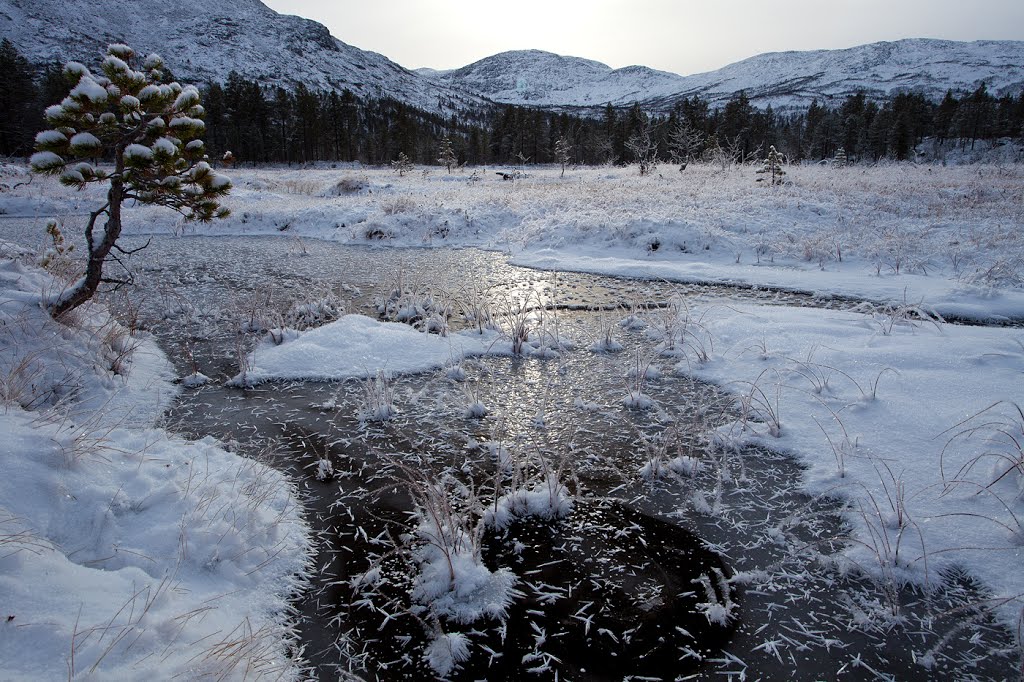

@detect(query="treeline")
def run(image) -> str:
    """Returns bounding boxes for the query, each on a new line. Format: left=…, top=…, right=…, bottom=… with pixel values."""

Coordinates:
left=2, top=38, right=1023, bottom=167
left=481, top=88, right=1024, bottom=167
left=0, top=40, right=69, bottom=159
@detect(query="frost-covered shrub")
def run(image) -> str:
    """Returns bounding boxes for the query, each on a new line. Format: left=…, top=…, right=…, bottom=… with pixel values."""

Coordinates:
left=363, top=223, right=392, bottom=240
left=283, top=291, right=343, bottom=330
left=381, top=195, right=417, bottom=215
left=401, top=470, right=518, bottom=677
left=866, top=227, right=921, bottom=275
left=483, top=474, right=574, bottom=530
left=325, top=176, right=366, bottom=196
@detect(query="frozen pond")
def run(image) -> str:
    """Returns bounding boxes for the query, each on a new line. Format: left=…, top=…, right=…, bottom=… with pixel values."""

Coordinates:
left=115, top=234, right=1013, bottom=680
left=2, top=218, right=1016, bottom=679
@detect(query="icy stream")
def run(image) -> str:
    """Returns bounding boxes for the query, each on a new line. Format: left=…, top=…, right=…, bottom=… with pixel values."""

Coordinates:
left=44, top=231, right=1024, bottom=679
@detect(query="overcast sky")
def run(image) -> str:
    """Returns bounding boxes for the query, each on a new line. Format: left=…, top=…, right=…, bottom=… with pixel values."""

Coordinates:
left=262, top=0, right=1024, bottom=75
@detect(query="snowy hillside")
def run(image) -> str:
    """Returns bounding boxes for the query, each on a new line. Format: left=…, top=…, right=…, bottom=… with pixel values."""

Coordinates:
left=2, top=0, right=1021, bottom=115
left=0, top=0, right=481, bottom=113
left=662, top=39, right=1024, bottom=110
left=433, top=40, right=1024, bottom=111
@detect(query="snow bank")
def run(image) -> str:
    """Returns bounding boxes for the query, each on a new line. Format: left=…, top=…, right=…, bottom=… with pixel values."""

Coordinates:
left=513, top=245, right=1024, bottom=323
left=230, top=313, right=508, bottom=385
left=0, top=256, right=311, bottom=679
left=686, top=302, right=1024, bottom=625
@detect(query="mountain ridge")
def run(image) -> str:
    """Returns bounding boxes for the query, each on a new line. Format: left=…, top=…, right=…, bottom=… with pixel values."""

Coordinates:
left=1, top=0, right=1021, bottom=114
left=0, top=0, right=480, bottom=113
left=435, top=39, right=1024, bottom=111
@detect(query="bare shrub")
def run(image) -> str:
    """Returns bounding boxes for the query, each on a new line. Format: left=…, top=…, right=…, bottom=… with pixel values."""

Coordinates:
left=382, top=196, right=417, bottom=215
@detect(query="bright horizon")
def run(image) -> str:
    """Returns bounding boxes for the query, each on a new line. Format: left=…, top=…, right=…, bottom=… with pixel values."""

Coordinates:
left=262, top=0, right=1024, bottom=75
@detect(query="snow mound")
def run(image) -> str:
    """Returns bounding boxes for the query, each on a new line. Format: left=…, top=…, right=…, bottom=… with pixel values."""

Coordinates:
left=230, top=313, right=506, bottom=385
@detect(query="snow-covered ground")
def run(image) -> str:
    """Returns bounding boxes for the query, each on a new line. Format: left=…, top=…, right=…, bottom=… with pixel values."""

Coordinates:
left=2, top=159, right=1023, bottom=673
left=689, top=302, right=1024, bottom=626
left=0, top=249, right=311, bottom=678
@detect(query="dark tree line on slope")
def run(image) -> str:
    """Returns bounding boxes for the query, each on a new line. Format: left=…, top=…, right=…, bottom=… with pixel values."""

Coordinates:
left=0, top=40, right=72, bottom=160
left=2, top=40, right=1022, bottom=166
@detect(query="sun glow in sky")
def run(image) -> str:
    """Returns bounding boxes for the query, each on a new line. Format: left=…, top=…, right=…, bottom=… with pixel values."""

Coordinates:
left=262, top=0, right=1024, bottom=75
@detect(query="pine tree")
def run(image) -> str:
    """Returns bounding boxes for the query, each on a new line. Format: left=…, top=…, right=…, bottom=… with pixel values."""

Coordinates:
left=31, top=44, right=231, bottom=317
left=833, top=147, right=848, bottom=167
left=437, top=136, right=457, bottom=173
left=721, top=90, right=755, bottom=158
left=294, top=83, right=320, bottom=163
left=934, top=90, right=958, bottom=144
left=391, top=151, right=413, bottom=176
left=271, top=86, right=294, bottom=164
left=756, top=145, right=786, bottom=185
left=553, top=135, right=572, bottom=177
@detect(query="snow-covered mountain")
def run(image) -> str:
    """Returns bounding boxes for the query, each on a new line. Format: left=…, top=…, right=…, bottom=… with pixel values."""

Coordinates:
left=431, top=40, right=1024, bottom=112
left=2, top=0, right=1021, bottom=115
left=0, top=0, right=481, bottom=113
left=663, top=39, right=1024, bottom=110
left=422, top=50, right=693, bottom=110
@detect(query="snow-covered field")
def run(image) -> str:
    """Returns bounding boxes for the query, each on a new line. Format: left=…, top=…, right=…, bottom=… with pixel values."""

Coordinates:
left=7, top=160, right=1023, bottom=312
left=0, top=249, right=311, bottom=676
left=122, top=160, right=1023, bottom=321
left=1, top=159, right=1023, bottom=677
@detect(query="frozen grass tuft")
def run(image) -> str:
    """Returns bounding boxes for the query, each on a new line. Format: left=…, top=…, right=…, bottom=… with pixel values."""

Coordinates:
left=495, top=293, right=534, bottom=356
left=694, top=568, right=737, bottom=626
left=638, top=426, right=698, bottom=482
left=589, top=312, right=624, bottom=352
left=425, top=630, right=472, bottom=677
left=359, top=370, right=397, bottom=422
left=283, top=285, right=344, bottom=330
left=851, top=296, right=945, bottom=337
left=622, top=350, right=658, bottom=410
left=445, top=362, right=467, bottom=382
left=941, top=400, right=1024, bottom=497
left=462, top=382, right=488, bottom=419
left=484, top=473, right=574, bottom=530
left=315, top=457, right=334, bottom=481
left=669, top=454, right=703, bottom=477
left=388, top=464, right=519, bottom=673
